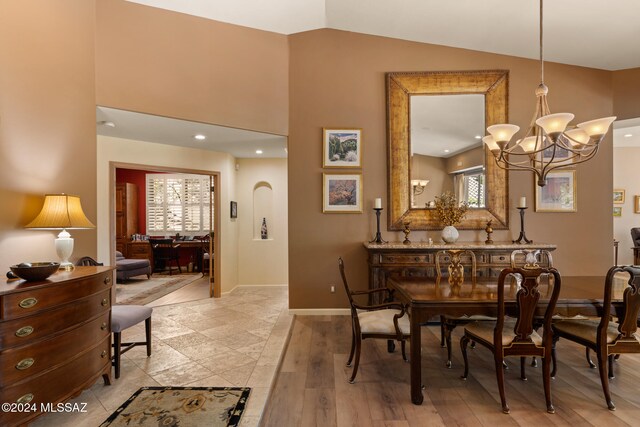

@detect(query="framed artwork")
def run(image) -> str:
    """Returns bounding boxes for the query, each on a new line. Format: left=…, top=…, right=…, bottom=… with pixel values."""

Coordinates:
left=323, top=173, right=362, bottom=213
left=635, top=196, right=640, bottom=213
left=535, top=170, right=577, bottom=212
left=542, top=144, right=571, bottom=165
left=613, top=206, right=623, bottom=217
left=322, top=128, right=362, bottom=168
left=230, top=201, right=237, bottom=219
left=613, top=189, right=625, bottom=204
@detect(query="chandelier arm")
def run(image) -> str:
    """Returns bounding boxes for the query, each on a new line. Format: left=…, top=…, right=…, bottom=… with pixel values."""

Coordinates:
left=496, top=153, right=540, bottom=172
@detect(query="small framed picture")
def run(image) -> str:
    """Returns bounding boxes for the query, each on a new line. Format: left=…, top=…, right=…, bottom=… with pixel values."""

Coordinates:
left=535, top=170, right=577, bottom=212
left=230, top=201, right=238, bottom=219
left=323, top=173, right=362, bottom=213
left=542, top=144, right=572, bottom=165
left=323, top=128, right=362, bottom=168
left=613, top=206, right=623, bottom=217
left=613, top=189, right=625, bottom=204
left=635, top=196, right=640, bottom=213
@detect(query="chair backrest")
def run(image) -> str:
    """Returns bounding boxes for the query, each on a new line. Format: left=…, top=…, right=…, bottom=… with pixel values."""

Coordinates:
left=338, top=258, right=357, bottom=314
left=152, top=238, right=179, bottom=258
left=631, top=228, right=640, bottom=247
left=435, top=249, right=476, bottom=280
left=599, top=265, right=640, bottom=348
left=495, top=267, right=561, bottom=348
left=76, top=256, right=104, bottom=266
left=510, top=249, right=553, bottom=269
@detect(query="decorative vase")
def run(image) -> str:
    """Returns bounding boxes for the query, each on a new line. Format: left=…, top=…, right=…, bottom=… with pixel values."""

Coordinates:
left=261, top=218, right=268, bottom=239
left=441, top=225, right=459, bottom=244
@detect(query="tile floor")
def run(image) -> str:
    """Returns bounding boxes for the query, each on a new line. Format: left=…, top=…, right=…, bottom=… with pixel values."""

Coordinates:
left=32, top=285, right=292, bottom=427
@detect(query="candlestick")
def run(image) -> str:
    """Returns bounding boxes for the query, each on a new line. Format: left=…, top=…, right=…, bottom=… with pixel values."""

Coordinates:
left=513, top=207, right=533, bottom=244
left=369, top=207, right=388, bottom=244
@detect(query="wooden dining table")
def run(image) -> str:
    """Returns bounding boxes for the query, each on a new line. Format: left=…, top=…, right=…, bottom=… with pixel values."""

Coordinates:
left=387, top=274, right=629, bottom=405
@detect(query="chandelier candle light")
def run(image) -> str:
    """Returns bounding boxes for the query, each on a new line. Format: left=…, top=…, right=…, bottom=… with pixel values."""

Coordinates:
left=483, top=0, right=615, bottom=187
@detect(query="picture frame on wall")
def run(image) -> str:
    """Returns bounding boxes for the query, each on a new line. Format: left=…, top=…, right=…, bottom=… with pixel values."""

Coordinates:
left=322, top=128, right=362, bottom=168
left=613, top=189, right=625, bottom=204
left=613, top=206, right=623, bottom=217
left=323, top=173, right=362, bottom=213
left=542, top=144, right=572, bottom=165
left=535, top=170, right=577, bottom=212
left=230, top=201, right=237, bottom=219
left=635, top=196, right=640, bottom=213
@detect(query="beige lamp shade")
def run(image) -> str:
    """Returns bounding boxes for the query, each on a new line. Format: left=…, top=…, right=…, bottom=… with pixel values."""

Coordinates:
left=25, top=194, right=95, bottom=230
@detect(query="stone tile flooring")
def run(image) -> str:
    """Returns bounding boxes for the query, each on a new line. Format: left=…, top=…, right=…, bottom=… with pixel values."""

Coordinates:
left=32, top=286, right=291, bottom=427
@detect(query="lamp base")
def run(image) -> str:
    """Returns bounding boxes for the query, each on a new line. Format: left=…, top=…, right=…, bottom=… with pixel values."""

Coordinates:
left=55, top=229, right=75, bottom=270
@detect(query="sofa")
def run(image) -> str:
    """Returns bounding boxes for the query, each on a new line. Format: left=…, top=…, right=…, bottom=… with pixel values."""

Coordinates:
left=115, top=251, right=152, bottom=282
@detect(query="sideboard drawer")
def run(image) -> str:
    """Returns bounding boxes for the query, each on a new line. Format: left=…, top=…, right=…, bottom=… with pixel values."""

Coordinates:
left=0, top=310, right=110, bottom=386
left=380, top=254, right=433, bottom=264
left=1, top=272, right=111, bottom=320
left=489, top=254, right=510, bottom=265
left=0, top=289, right=110, bottom=349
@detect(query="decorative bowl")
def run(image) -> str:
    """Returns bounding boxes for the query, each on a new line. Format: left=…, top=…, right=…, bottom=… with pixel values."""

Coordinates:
left=10, top=262, right=60, bottom=281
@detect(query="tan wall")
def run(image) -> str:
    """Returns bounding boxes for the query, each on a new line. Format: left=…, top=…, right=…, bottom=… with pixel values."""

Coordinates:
left=0, top=1, right=97, bottom=269
left=95, top=0, right=289, bottom=136
left=288, top=29, right=613, bottom=309
left=237, top=158, right=289, bottom=285
left=613, top=68, right=640, bottom=120
left=613, top=147, right=640, bottom=265
left=411, top=155, right=452, bottom=207
left=446, top=146, right=484, bottom=174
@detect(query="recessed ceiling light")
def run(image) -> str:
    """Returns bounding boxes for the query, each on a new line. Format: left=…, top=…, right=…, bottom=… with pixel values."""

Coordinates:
left=193, top=134, right=206, bottom=140
left=444, top=149, right=450, bottom=153
left=256, top=149, right=263, bottom=154
left=97, top=120, right=116, bottom=128
left=624, top=133, right=633, bottom=138
left=474, top=135, right=482, bottom=139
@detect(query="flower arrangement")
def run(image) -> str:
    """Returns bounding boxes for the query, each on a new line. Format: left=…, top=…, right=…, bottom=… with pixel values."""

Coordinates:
left=433, top=192, right=468, bottom=226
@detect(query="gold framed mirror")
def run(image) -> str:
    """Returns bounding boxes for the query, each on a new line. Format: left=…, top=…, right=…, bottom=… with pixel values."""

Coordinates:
left=386, top=70, right=509, bottom=230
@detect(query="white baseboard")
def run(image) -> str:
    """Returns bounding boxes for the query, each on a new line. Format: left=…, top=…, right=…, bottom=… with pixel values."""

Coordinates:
left=288, top=308, right=350, bottom=316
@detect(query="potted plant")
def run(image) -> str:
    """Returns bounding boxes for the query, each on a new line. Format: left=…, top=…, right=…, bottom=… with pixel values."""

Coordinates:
left=433, top=192, right=469, bottom=243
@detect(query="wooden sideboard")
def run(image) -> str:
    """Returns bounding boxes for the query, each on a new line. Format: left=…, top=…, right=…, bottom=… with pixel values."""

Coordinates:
left=365, top=242, right=556, bottom=304
left=0, top=266, right=114, bottom=427
left=127, top=241, right=154, bottom=267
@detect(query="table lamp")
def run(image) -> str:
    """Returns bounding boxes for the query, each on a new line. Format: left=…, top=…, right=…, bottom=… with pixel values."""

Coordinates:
left=25, top=194, right=95, bottom=270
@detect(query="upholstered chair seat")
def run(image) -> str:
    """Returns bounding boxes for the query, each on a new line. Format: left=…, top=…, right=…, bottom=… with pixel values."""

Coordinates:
left=357, top=309, right=411, bottom=335
left=553, top=319, right=640, bottom=345
left=464, top=320, right=543, bottom=347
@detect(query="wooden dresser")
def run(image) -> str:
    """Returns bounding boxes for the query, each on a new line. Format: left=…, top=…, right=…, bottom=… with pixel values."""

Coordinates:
left=0, top=266, right=114, bottom=427
left=365, top=242, right=556, bottom=303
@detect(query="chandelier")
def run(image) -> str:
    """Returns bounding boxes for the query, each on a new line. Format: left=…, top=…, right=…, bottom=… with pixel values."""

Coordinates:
left=482, top=0, right=615, bottom=187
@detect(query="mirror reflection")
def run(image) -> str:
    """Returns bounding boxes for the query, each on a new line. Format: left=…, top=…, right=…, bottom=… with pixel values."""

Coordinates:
left=410, top=94, right=485, bottom=209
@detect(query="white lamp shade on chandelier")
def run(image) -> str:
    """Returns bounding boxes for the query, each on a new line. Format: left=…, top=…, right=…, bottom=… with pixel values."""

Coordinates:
left=25, top=194, right=95, bottom=270
left=483, top=0, right=615, bottom=187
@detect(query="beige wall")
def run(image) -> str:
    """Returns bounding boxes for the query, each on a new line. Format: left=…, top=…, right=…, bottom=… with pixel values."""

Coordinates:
left=446, top=146, right=484, bottom=174
left=237, top=158, right=288, bottom=285
left=95, top=0, right=289, bottom=136
left=0, top=1, right=97, bottom=269
left=613, top=68, right=640, bottom=120
left=288, top=29, right=613, bottom=308
left=411, top=154, right=452, bottom=207
left=97, top=136, right=238, bottom=293
left=613, top=147, right=640, bottom=265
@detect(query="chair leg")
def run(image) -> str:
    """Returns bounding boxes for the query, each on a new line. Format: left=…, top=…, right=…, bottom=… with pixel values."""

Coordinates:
left=608, top=354, right=615, bottom=379
left=401, top=339, right=408, bottom=362
left=551, top=337, right=558, bottom=378
left=586, top=348, right=596, bottom=368
left=349, top=335, right=362, bottom=384
left=520, top=357, right=527, bottom=380
left=460, top=335, right=470, bottom=380
left=346, top=324, right=356, bottom=367
left=445, top=326, right=453, bottom=368
left=495, top=356, right=509, bottom=414
left=145, top=317, right=152, bottom=357
left=440, top=316, right=446, bottom=347
left=596, top=350, right=615, bottom=410
left=530, top=356, right=538, bottom=367
left=113, top=332, right=122, bottom=379
left=542, top=356, right=555, bottom=414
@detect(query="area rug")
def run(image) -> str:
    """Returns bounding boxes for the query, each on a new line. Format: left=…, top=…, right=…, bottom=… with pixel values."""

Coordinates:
left=100, top=386, right=251, bottom=427
left=116, top=273, right=201, bottom=305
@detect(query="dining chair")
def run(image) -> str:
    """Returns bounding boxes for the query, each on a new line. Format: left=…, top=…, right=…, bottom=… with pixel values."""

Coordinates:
left=151, top=238, right=182, bottom=275
left=551, top=265, right=640, bottom=410
left=338, top=257, right=410, bottom=383
left=436, top=249, right=488, bottom=368
left=460, top=266, right=562, bottom=414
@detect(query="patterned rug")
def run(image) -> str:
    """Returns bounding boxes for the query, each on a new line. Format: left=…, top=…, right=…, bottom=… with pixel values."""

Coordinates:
left=100, top=386, right=250, bottom=427
left=116, top=274, right=201, bottom=305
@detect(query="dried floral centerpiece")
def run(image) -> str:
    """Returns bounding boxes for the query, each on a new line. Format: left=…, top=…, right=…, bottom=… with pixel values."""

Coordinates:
left=433, top=192, right=468, bottom=243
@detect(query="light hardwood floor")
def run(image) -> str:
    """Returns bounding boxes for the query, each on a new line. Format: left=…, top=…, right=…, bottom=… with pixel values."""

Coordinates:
left=262, top=316, right=640, bottom=426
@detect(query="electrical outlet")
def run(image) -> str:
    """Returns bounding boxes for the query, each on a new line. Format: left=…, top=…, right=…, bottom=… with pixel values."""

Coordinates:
left=330, top=285, right=336, bottom=293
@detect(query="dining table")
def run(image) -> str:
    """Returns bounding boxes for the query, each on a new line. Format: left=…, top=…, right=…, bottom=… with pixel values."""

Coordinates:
left=387, top=273, right=629, bottom=405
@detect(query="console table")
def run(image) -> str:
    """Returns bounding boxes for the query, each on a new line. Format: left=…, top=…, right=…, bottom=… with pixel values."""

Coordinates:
left=364, top=241, right=556, bottom=304
left=0, top=266, right=114, bottom=427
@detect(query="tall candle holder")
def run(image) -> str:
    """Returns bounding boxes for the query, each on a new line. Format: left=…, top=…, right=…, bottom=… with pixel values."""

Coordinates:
left=513, top=207, right=533, bottom=244
left=369, top=208, right=388, bottom=244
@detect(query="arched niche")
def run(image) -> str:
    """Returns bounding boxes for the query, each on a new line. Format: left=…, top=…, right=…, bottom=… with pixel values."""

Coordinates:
left=253, top=181, right=273, bottom=239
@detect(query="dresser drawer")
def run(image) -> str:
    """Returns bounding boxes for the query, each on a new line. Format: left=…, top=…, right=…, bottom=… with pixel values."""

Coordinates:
left=380, top=254, right=433, bottom=264
left=0, top=289, right=110, bottom=349
left=0, top=311, right=110, bottom=386
left=0, top=337, right=110, bottom=427
left=489, top=253, right=511, bottom=265
left=1, top=272, right=112, bottom=320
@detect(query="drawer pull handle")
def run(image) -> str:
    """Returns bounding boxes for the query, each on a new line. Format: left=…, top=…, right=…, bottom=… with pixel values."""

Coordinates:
left=414, top=257, right=420, bottom=261
left=15, top=326, right=34, bottom=338
left=101, top=350, right=108, bottom=359
left=16, top=358, right=35, bottom=370
left=16, top=393, right=34, bottom=404
left=19, top=297, right=38, bottom=309
left=101, top=322, right=108, bottom=331
left=104, top=276, right=111, bottom=285
left=388, top=257, right=394, bottom=262
left=101, top=298, right=109, bottom=307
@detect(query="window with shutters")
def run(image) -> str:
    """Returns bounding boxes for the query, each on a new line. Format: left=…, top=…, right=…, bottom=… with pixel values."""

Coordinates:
left=146, top=174, right=213, bottom=235
left=463, top=169, right=485, bottom=208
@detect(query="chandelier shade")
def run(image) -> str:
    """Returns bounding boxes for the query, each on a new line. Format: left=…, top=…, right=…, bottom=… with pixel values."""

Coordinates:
left=484, top=0, right=615, bottom=187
